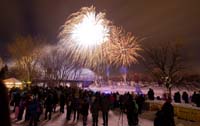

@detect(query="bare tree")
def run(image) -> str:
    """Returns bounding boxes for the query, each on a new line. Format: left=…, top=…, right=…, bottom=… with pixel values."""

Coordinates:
left=39, top=46, right=82, bottom=87
left=8, top=35, right=45, bottom=82
left=143, top=41, right=185, bottom=97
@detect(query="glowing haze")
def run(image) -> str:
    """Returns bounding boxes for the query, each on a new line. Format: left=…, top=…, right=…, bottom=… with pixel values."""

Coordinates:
left=71, top=12, right=109, bottom=48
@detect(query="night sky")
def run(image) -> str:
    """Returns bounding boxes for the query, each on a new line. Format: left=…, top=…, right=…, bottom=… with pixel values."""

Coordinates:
left=0, top=0, right=200, bottom=72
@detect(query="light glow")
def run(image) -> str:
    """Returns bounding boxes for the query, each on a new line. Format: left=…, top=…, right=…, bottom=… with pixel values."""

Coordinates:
left=59, top=6, right=111, bottom=70
left=71, top=12, right=109, bottom=48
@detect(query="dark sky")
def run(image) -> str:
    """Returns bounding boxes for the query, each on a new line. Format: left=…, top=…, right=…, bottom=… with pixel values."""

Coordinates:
left=0, top=0, right=200, bottom=72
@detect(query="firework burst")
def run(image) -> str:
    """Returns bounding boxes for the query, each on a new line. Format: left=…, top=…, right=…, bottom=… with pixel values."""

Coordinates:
left=59, top=6, right=143, bottom=75
left=59, top=6, right=111, bottom=70
left=105, top=26, right=142, bottom=67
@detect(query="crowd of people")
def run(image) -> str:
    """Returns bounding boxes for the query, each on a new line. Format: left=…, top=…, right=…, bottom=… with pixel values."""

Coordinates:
left=147, top=88, right=200, bottom=107
left=9, top=85, right=146, bottom=126
left=0, top=82, right=199, bottom=126
left=146, top=88, right=200, bottom=126
left=174, top=91, right=200, bottom=107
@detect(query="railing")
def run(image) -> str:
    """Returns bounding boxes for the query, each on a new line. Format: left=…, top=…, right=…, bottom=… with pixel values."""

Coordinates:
left=146, top=100, right=200, bottom=122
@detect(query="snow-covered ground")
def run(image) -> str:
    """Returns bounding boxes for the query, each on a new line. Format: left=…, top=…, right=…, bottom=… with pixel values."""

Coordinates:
left=11, top=106, right=200, bottom=126
left=88, top=84, right=195, bottom=97
left=11, top=107, right=153, bottom=126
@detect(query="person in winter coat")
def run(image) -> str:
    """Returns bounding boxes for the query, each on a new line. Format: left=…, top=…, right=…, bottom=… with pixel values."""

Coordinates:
left=147, top=88, right=154, bottom=100
left=174, top=92, right=181, bottom=103
left=80, top=98, right=89, bottom=126
left=72, top=97, right=80, bottom=121
left=154, top=110, right=163, bottom=126
left=36, top=98, right=43, bottom=121
left=0, top=81, right=11, bottom=126
left=195, top=91, right=200, bottom=107
left=161, top=98, right=175, bottom=126
left=182, top=92, right=189, bottom=103
left=29, top=96, right=38, bottom=126
left=59, top=92, right=65, bottom=113
left=66, top=95, right=73, bottom=121
left=17, top=97, right=26, bottom=120
left=52, top=91, right=58, bottom=112
left=101, top=94, right=110, bottom=126
left=44, top=93, right=53, bottom=120
left=90, top=97, right=100, bottom=126
left=136, top=94, right=145, bottom=114
left=125, top=95, right=139, bottom=126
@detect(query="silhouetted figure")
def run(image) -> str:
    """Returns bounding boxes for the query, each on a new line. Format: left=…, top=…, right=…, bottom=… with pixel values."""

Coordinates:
left=161, top=99, right=175, bottom=126
left=80, top=98, right=89, bottom=126
left=154, top=110, right=163, bottom=126
left=59, top=92, right=65, bottom=113
left=66, top=95, right=73, bottom=120
left=191, top=91, right=197, bottom=103
left=17, top=97, right=26, bottom=120
left=90, top=98, right=100, bottom=126
left=136, top=94, right=145, bottom=114
left=119, top=94, right=126, bottom=112
left=101, top=94, right=110, bottom=126
left=147, top=88, right=154, bottom=100
left=72, top=97, right=80, bottom=121
left=0, top=81, right=11, bottom=126
left=115, top=92, right=120, bottom=108
left=52, top=91, right=58, bottom=112
left=182, top=92, right=189, bottom=103
left=174, top=92, right=181, bottom=103
left=125, top=94, right=139, bottom=126
left=45, top=93, right=53, bottom=120
left=25, top=95, right=32, bottom=121
left=36, top=98, right=43, bottom=121
left=196, top=91, right=200, bottom=107
left=29, top=96, right=38, bottom=126
left=14, top=91, right=21, bottom=119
